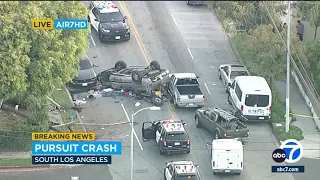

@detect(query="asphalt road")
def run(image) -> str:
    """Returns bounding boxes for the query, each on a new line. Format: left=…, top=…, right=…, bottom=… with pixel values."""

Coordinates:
left=0, top=1, right=318, bottom=180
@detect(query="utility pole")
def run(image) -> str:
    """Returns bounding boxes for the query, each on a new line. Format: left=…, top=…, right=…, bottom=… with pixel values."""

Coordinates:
left=285, top=1, right=291, bottom=133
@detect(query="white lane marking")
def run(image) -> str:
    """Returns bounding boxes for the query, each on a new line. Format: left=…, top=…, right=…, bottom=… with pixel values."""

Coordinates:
left=90, top=35, right=96, bottom=46
left=204, top=83, right=211, bottom=95
left=121, top=104, right=144, bottom=151
left=171, top=14, right=178, bottom=27
left=187, top=48, right=194, bottom=59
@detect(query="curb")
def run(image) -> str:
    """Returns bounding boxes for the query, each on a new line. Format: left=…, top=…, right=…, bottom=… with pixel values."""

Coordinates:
left=64, top=85, right=87, bottom=132
left=269, top=122, right=282, bottom=147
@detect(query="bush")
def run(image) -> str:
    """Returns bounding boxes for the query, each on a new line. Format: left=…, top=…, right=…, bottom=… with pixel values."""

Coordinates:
left=274, top=125, right=304, bottom=141
left=271, top=92, right=287, bottom=124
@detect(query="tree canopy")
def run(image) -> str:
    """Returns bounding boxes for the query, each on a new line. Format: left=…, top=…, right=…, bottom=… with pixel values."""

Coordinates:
left=208, top=1, right=286, bottom=33
left=0, top=1, right=90, bottom=100
left=0, top=1, right=90, bottom=150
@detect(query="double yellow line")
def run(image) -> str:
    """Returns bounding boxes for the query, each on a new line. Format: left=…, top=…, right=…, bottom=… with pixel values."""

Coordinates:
left=119, top=2, right=178, bottom=119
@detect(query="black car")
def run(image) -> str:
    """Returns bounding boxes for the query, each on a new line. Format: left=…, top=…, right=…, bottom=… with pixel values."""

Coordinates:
left=71, top=56, right=97, bottom=88
left=142, top=120, right=191, bottom=155
left=88, top=1, right=130, bottom=42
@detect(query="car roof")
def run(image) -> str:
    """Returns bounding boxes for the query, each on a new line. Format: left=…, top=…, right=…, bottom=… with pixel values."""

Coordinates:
left=171, top=73, right=197, bottom=79
left=235, top=76, right=271, bottom=94
left=172, top=161, right=197, bottom=174
left=231, top=66, right=248, bottom=72
left=92, top=1, right=120, bottom=13
left=162, top=122, right=186, bottom=133
left=211, top=139, right=243, bottom=150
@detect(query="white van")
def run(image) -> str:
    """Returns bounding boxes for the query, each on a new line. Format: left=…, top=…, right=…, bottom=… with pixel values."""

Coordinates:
left=211, top=139, right=243, bottom=175
left=227, top=76, right=272, bottom=121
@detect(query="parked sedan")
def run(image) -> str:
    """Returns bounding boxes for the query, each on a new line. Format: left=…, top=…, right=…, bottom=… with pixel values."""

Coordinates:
left=71, top=56, right=97, bottom=88
left=218, top=64, right=249, bottom=93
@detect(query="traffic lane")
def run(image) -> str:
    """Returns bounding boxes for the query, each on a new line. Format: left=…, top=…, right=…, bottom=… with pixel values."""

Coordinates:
left=293, top=157, right=320, bottom=180
left=85, top=1, right=182, bottom=179
left=72, top=92, right=133, bottom=140
left=118, top=1, right=176, bottom=72
left=175, top=108, right=295, bottom=180
left=109, top=100, right=181, bottom=180
left=136, top=1, right=296, bottom=180
left=0, top=165, right=112, bottom=180
left=166, top=2, right=296, bottom=180
left=123, top=1, right=241, bottom=179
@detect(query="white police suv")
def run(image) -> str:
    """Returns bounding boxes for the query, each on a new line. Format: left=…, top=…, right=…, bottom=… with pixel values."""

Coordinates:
left=164, top=161, right=200, bottom=180
left=88, top=1, right=130, bottom=42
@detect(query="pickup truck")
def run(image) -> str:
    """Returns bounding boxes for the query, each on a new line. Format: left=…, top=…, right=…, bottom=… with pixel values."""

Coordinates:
left=168, top=73, right=205, bottom=108
left=194, top=107, right=250, bottom=142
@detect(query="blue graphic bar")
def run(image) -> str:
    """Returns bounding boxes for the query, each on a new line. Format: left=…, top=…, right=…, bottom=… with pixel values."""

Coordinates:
left=271, top=166, right=305, bottom=173
left=54, top=19, right=88, bottom=30
left=32, top=155, right=112, bottom=164
left=32, top=141, right=122, bottom=155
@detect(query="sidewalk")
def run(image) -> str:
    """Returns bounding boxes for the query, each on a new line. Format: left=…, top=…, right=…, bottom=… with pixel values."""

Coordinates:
left=275, top=81, right=320, bottom=159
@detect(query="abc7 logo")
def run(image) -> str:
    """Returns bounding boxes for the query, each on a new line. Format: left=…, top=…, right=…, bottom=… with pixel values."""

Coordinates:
left=272, top=149, right=287, bottom=163
left=272, top=139, right=303, bottom=163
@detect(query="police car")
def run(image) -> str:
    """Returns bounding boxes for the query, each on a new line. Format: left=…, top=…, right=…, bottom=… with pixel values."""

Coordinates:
left=142, top=120, right=190, bottom=154
left=88, top=1, right=130, bottom=42
left=164, top=161, right=200, bottom=180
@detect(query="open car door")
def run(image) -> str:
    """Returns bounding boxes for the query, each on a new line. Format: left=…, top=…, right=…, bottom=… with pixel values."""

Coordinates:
left=142, top=122, right=156, bottom=142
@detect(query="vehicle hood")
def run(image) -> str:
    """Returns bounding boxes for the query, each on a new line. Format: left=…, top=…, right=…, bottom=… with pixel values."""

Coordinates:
left=100, top=22, right=129, bottom=31
left=74, top=69, right=96, bottom=80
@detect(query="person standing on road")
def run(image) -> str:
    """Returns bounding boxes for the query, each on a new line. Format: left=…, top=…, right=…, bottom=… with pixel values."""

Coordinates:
left=296, top=20, right=304, bottom=41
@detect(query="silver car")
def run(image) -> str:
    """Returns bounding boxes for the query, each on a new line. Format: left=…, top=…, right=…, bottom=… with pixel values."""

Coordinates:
left=218, top=64, right=249, bottom=93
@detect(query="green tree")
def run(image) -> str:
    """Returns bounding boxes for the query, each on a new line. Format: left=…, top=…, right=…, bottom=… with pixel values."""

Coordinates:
left=207, top=1, right=285, bottom=33
left=0, top=2, right=90, bottom=150
left=0, top=1, right=90, bottom=99
left=296, top=1, right=320, bottom=40
left=305, top=40, right=320, bottom=91
left=232, top=25, right=287, bottom=86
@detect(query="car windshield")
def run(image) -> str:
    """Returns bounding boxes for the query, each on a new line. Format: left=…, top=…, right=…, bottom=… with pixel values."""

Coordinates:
left=166, top=133, right=187, bottom=140
left=100, top=12, right=123, bottom=23
left=230, top=71, right=248, bottom=79
left=176, top=78, right=199, bottom=85
left=175, top=175, right=199, bottom=180
left=245, top=94, right=269, bottom=107
left=79, top=60, right=92, bottom=70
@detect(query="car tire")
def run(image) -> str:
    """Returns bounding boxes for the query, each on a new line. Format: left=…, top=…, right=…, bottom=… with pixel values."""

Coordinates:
left=150, top=61, right=161, bottom=70
left=218, top=70, right=222, bottom=79
left=213, top=171, right=218, bottom=175
left=159, top=150, right=164, bottom=155
left=186, top=149, right=190, bottom=154
left=214, top=131, right=219, bottom=139
left=163, top=169, right=166, bottom=180
left=227, top=95, right=232, bottom=105
left=132, top=70, right=144, bottom=84
left=195, top=115, right=201, bottom=128
left=114, top=61, right=127, bottom=70
left=234, top=110, right=242, bottom=118
left=98, top=30, right=104, bottom=43
left=151, top=96, right=163, bottom=107
left=235, top=172, right=241, bottom=175
left=187, top=1, right=190, bottom=5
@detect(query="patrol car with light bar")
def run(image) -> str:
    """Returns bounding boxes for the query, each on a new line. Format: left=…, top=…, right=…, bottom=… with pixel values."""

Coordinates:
left=88, top=1, right=130, bottom=42
left=164, top=161, right=200, bottom=180
left=142, top=120, right=191, bottom=154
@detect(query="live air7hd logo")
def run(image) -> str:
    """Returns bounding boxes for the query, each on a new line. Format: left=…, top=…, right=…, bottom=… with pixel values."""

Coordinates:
left=272, top=139, right=303, bottom=163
